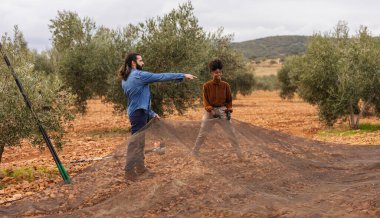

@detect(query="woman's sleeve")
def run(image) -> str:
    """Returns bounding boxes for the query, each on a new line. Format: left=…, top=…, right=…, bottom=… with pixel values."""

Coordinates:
left=203, top=84, right=213, bottom=112
left=226, top=84, right=233, bottom=112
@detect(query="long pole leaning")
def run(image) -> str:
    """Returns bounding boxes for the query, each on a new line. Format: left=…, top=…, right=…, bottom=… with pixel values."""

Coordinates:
left=0, top=42, right=71, bottom=184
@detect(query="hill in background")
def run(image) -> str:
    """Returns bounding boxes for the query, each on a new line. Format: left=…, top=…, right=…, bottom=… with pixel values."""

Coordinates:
left=231, top=35, right=309, bottom=60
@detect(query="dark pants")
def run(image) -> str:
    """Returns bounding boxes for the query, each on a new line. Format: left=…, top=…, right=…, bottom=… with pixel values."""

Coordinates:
left=125, top=109, right=148, bottom=171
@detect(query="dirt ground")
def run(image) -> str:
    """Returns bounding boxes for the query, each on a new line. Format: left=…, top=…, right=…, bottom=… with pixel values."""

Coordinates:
left=0, top=91, right=379, bottom=217
left=169, top=91, right=380, bottom=144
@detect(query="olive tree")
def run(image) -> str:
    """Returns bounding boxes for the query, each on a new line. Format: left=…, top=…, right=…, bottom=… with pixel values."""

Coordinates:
left=106, top=2, right=255, bottom=115
left=49, top=11, right=97, bottom=112
left=278, top=22, right=380, bottom=128
left=0, top=28, right=75, bottom=162
left=205, top=28, right=255, bottom=97
left=49, top=2, right=255, bottom=116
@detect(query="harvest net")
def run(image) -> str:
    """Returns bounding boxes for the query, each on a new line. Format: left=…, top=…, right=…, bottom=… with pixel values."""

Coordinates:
left=1, top=118, right=379, bottom=217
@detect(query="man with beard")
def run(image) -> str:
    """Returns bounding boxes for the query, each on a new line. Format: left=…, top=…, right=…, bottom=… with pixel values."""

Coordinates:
left=192, top=59, right=243, bottom=160
left=119, top=52, right=196, bottom=180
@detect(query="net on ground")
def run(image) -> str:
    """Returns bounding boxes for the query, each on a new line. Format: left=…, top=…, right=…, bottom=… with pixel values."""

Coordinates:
left=0, top=119, right=379, bottom=217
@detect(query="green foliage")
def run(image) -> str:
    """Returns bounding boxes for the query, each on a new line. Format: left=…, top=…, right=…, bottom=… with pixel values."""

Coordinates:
left=255, top=75, right=280, bottom=91
left=50, top=2, right=255, bottom=116
left=0, top=28, right=75, bottom=162
left=232, top=71, right=256, bottom=95
left=104, top=26, right=139, bottom=112
left=231, top=35, right=308, bottom=59
left=277, top=56, right=301, bottom=99
left=278, top=22, right=380, bottom=128
left=58, top=46, right=91, bottom=112
left=319, top=123, right=380, bottom=136
left=1, top=26, right=32, bottom=66
left=49, top=11, right=106, bottom=112
left=134, top=3, right=255, bottom=113
left=133, top=2, right=208, bottom=115
left=33, top=51, right=55, bottom=74
left=359, top=123, right=380, bottom=132
left=49, top=12, right=124, bottom=112
left=49, top=11, right=95, bottom=53
left=0, top=166, right=59, bottom=187
left=205, top=28, right=256, bottom=98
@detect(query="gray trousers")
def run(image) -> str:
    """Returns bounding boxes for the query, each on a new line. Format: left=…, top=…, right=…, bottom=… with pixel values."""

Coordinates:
left=193, top=106, right=242, bottom=156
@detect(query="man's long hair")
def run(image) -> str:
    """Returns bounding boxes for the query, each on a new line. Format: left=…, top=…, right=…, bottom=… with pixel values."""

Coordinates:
left=118, top=52, right=140, bottom=80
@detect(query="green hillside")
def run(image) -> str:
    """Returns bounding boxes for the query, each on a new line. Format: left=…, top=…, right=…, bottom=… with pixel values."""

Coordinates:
left=231, top=35, right=309, bottom=59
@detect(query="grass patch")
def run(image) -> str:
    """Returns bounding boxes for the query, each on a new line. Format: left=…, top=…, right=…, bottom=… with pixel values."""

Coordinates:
left=319, top=123, right=380, bottom=136
left=359, top=123, right=380, bottom=131
left=0, top=166, right=59, bottom=189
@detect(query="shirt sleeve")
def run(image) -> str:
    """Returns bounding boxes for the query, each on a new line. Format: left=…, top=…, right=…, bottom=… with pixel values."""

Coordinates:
left=226, top=84, right=233, bottom=112
left=139, top=70, right=185, bottom=84
left=203, top=84, right=213, bottom=111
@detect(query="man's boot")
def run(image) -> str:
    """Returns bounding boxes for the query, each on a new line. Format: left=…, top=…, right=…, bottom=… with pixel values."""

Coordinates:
left=124, top=169, right=138, bottom=182
left=236, top=149, right=244, bottom=161
left=136, top=165, right=155, bottom=179
left=192, top=148, right=200, bottom=157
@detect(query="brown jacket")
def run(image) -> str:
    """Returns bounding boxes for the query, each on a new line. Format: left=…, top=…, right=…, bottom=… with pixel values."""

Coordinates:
left=203, top=79, right=233, bottom=112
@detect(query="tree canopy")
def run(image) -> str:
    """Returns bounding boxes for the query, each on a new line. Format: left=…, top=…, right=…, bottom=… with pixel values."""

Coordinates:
left=0, top=27, right=75, bottom=161
left=49, top=2, right=255, bottom=115
left=278, top=22, right=380, bottom=128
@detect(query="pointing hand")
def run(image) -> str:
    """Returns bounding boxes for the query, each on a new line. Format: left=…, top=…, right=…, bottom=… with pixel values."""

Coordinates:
left=184, top=74, right=197, bottom=80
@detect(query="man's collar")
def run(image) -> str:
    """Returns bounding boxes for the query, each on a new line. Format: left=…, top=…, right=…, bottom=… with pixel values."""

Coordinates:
left=212, top=78, right=221, bottom=84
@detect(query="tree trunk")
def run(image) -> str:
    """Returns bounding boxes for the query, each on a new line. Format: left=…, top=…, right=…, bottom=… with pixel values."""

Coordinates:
left=351, top=114, right=360, bottom=129
left=349, top=104, right=358, bottom=129
left=352, top=100, right=371, bottom=129
left=0, top=144, right=4, bottom=163
left=350, top=101, right=370, bottom=129
left=354, top=114, right=361, bottom=129
left=349, top=114, right=360, bottom=129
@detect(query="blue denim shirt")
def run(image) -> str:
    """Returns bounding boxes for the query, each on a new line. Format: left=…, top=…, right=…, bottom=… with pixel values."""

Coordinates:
left=122, top=69, right=185, bottom=118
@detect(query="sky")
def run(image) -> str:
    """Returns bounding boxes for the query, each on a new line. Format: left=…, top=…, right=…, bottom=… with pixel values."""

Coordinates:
left=1, top=0, right=380, bottom=51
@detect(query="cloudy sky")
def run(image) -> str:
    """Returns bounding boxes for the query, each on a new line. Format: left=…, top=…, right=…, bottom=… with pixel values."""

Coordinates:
left=1, top=0, right=380, bottom=51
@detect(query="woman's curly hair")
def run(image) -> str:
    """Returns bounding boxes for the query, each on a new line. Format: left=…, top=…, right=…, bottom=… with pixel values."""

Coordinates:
left=209, top=59, right=223, bottom=72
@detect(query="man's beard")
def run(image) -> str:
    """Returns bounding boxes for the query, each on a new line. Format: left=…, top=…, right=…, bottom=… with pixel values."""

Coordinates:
left=136, top=63, right=143, bottom=70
